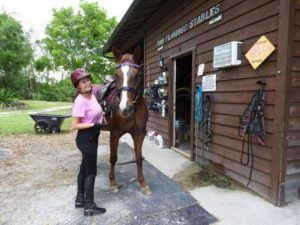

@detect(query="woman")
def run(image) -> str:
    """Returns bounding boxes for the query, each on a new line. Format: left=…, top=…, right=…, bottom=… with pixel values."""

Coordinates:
left=71, top=68, right=106, bottom=216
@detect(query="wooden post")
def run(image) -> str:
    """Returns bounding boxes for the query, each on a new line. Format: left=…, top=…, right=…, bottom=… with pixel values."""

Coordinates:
left=271, top=0, right=293, bottom=206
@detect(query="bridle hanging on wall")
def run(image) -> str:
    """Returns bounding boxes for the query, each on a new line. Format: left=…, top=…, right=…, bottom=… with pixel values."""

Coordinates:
left=238, top=79, right=267, bottom=186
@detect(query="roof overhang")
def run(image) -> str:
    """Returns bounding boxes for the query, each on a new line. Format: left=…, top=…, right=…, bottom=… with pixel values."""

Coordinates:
left=102, top=0, right=166, bottom=54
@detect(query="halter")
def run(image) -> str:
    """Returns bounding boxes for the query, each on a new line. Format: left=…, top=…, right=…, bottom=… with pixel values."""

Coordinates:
left=102, top=60, right=147, bottom=132
left=115, top=62, right=141, bottom=102
left=116, top=62, right=140, bottom=69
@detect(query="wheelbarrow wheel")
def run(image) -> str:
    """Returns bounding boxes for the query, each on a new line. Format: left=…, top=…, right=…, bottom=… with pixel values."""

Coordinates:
left=34, top=121, right=50, bottom=134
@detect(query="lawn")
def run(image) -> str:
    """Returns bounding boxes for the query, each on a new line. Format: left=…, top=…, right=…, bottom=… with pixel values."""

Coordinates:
left=0, top=100, right=72, bottom=135
left=22, top=100, right=71, bottom=110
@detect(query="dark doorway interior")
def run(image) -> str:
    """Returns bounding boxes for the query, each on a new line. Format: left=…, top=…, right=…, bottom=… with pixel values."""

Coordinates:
left=175, top=54, right=192, bottom=153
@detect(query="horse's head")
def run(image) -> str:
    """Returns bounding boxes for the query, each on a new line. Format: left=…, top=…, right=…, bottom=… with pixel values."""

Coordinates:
left=112, top=46, right=141, bottom=117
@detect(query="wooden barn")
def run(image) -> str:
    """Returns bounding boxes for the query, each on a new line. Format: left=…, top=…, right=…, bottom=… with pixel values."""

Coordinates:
left=102, top=0, right=300, bottom=206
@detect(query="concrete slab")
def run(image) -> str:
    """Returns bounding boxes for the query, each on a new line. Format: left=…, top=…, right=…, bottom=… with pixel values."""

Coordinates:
left=190, top=186, right=300, bottom=225
left=121, top=134, right=300, bottom=225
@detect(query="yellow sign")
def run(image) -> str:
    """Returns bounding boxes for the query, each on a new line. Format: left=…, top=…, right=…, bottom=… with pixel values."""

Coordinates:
left=245, top=35, right=276, bottom=70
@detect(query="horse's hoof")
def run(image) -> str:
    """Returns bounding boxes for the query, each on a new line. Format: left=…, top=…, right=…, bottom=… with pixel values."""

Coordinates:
left=110, top=185, right=119, bottom=193
left=141, top=185, right=152, bottom=196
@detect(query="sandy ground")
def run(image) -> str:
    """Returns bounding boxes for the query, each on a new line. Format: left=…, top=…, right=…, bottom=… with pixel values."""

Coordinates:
left=0, top=130, right=222, bottom=225
left=0, top=131, right=110, bottom=225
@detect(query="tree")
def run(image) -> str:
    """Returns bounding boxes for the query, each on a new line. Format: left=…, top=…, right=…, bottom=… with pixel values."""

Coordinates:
left=0, top=12, right=33, bottom=90
left=43, top=1, right=117, bottom=82
left=35, top=55, right=53, bottom=84
left=33, top=39, right=54, bottom=84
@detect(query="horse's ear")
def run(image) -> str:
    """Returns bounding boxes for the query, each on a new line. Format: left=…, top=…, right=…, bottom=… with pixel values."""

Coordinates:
left=112, top=46, right=122, bottom=62
left=133, top=45, right=141, bottom=63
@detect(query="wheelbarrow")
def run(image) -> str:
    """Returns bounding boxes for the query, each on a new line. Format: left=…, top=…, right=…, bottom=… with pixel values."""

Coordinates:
left=29, top=113, right=71, bottom=134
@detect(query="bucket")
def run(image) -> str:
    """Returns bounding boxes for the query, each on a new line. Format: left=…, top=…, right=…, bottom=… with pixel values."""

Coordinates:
left=157, top=135, right=164, bottom=148
left=147, top=131, right=156, bottom=141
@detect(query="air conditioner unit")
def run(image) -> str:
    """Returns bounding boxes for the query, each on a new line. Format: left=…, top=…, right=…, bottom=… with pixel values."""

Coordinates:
left=213, top=41, right=242, bottom=69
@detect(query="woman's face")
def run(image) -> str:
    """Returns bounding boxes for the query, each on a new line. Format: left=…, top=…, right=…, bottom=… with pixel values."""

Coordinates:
left=77, top=76, right=92, bottom=93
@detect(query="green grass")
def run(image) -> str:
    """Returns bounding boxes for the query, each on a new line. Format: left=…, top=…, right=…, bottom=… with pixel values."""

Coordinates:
left=22, top=100, right=71, bottom=110
left=0, top=101, right=72, bottom=135
left=0, top=100, right=71, bottom=112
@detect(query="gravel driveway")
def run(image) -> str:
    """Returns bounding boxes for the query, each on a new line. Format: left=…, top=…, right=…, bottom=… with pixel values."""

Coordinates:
left=0, top=131, right=109, bottom=224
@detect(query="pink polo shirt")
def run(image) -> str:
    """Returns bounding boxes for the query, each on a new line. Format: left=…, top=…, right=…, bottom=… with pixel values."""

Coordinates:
left=72, top=94, right=103, bottom=124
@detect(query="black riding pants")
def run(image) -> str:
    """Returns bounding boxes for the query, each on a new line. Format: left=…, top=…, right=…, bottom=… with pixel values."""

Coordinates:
left=76, top=127, right=100, bottom=177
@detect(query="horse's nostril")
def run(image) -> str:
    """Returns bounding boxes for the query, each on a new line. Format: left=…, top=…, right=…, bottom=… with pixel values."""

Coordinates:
left=128, top=105, right=134, bottom=113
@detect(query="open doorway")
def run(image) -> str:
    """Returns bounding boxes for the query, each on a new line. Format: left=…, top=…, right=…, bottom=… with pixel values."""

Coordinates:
left=173, top=54, right=192, bottom=155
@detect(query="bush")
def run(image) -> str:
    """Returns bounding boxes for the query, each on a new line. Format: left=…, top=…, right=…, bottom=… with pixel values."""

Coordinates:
left=35, top=79, right=74, bottom=102
left=0, top=89, right=27, bottom=109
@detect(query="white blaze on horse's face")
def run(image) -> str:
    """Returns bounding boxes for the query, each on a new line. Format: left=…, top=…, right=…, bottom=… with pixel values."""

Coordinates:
left=119, top=65, right=130, bottom=113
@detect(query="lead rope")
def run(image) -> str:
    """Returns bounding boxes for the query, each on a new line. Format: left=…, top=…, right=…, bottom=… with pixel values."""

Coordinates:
left=199, top=93, right=213, bottom=167
left=195, top=85, right=204, bottom=166
left=203, top=93, right=213, bottom=145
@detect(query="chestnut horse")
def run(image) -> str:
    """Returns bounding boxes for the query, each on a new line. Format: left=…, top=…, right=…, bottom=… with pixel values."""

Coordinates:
left=96, top=46, right=151, bottom=196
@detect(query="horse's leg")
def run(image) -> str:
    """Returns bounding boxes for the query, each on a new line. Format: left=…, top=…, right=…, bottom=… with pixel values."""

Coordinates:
left=131, top=131, right=152, bottom=196
left=109, top=131, right=119, bottom=193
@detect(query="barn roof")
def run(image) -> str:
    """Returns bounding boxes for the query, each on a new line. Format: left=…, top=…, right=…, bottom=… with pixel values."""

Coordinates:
left=102, top=0, right=166, bottom=54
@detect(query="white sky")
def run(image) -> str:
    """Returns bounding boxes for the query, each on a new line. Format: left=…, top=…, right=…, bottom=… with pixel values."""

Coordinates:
left=0, top=0, right=133, bottom=40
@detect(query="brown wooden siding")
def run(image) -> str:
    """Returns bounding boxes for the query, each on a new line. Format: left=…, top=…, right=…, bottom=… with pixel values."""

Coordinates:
left=144, top=0, right=281, bottom=202
left=284, top=0, right=300, bottom=202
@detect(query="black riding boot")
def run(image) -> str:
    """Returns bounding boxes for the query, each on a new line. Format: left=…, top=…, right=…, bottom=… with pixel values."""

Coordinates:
left=75, top=173, right=85, bottom=208
left=83, top=175, right=106, bottom=216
